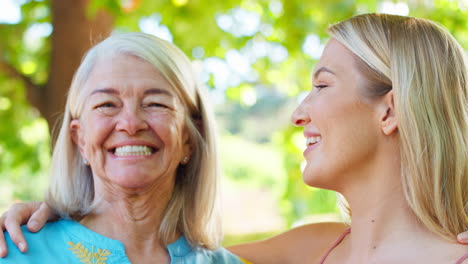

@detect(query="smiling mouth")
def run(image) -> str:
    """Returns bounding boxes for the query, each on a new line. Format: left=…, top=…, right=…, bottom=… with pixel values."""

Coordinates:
left=306, top=136, right=322, bottom=147
left=111, top=145, right=157, bottom=157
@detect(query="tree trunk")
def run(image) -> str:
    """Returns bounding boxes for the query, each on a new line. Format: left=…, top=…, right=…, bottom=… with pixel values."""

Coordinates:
left=44, top=0, right=113, bottom=139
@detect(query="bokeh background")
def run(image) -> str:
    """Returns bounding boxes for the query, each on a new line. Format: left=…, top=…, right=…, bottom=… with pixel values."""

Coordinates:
left=1, top=0, right=467, bottom=245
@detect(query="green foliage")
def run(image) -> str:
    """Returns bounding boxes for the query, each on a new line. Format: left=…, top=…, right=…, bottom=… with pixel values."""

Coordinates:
left=0, top=0, right=51, bottom=208
left=220, top=132, right=287, bottom=194
left=0, top=78, right=49, bottom=207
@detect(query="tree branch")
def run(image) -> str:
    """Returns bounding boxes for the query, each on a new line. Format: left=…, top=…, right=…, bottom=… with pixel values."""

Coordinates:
left=0, top=58, right=44, bottom=114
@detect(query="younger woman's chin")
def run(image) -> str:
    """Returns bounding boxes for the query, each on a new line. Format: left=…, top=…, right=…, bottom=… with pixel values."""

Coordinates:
left=302, top=170, right=338, bottom=190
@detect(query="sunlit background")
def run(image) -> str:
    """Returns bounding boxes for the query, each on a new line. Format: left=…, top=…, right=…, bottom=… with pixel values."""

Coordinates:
left=1, top=0, right=467, bottom=245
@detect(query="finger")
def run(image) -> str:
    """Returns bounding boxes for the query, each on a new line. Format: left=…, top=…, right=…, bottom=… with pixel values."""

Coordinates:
left=3, top=202, right=36, bottom=253
left=4, top=215, right=27, bottom=253
left=0, top=214, right=8, bottom=257
left=6, top=203, right=32, bottom=227
left=0, top=212, right=5, bottom=229
left=27, top=203, right=53, bottom=233
left=457, top=231, right=468, bottom=245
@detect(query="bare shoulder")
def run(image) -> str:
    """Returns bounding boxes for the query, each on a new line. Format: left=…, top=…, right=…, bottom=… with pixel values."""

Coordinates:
left=397, top=236, right=468, bottom=264
left=443, top=243, right=468, bottom=264
left=228, top=222, right=349, bottom=264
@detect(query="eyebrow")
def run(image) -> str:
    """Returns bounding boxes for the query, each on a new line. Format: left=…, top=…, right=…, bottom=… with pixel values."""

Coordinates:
left=90, top=88, right=119, bottom=96
left=90, top=88, right=173, bottom=96
left=143, top=88, right=173, bottom=97
left=313, top=66, right=336, bottom=80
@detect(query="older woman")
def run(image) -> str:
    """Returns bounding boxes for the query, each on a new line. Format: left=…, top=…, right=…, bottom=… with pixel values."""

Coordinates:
left=0, top=32, right=247, bottom=263
left=2, top=13, right=468, bottom=264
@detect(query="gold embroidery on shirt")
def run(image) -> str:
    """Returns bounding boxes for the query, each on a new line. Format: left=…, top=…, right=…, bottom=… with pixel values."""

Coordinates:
left=239, top=257, right=254, bottom=264
left=67, top=241, right=111, bottom=264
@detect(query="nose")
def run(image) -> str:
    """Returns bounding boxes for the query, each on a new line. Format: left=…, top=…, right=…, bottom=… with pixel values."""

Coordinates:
left=291, top=97, right=311, bottom=127
left=115, top=106, right=149, bottom=135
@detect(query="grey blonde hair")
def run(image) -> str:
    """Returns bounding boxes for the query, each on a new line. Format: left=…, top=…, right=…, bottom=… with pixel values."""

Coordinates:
left=328, top=14, right=468, bottom=240
left=46, top=32, right=221, bottom=249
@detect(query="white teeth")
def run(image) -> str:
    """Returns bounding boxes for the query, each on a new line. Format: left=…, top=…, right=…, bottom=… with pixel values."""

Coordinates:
left=114, top=145, right=153, bottom=157
left=306, top=136, right=321, bottom=146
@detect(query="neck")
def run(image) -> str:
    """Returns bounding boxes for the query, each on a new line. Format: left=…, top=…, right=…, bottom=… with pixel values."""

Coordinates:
left=80, top=178, right=177, bottom=262
left=333, top=141, right=466, bottom=263
left=345, top=184, right=422, bottom=259
left=339, top=146, right=429, bottom=262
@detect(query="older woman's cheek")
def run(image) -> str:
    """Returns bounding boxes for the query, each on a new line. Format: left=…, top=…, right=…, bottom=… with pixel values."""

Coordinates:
left=83, top=117, right=115, bottom=181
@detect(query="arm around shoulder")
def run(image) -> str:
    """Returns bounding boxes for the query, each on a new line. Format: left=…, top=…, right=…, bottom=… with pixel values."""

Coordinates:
left=227, top=222, right=349, bottom=264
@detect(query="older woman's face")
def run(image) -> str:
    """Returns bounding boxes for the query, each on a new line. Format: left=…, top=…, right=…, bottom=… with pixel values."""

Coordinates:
left=291, top=39, right=381, bottom=191
left=71, top=53, right=190, bottom=190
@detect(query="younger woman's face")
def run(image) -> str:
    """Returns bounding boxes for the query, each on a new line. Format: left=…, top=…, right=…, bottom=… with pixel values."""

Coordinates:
left=291, top=39, right=382, bottom=191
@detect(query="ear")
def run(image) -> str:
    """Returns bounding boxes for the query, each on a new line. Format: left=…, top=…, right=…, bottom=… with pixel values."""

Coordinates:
left=180, top=123, right=195, bottom=164
left=380, top=90, right=398, bottom=135
left=70, top=119, right=86, bottom=157
left=183, top=131, right=192, bottom=158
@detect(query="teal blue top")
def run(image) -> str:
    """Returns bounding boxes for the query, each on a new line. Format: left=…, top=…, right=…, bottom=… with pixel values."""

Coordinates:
left=1, top=219, right=248, bottom=264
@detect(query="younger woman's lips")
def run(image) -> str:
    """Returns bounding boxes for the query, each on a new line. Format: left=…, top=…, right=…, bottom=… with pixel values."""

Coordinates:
left=304, top=141, right=321, bottom=156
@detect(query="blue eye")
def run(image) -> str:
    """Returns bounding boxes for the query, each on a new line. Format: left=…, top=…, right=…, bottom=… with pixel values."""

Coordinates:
left=98, top=102, right=115, bottom=108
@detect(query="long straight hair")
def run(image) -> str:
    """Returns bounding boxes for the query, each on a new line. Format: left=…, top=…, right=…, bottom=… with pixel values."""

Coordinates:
left=328, top=14, right=468, bottom=240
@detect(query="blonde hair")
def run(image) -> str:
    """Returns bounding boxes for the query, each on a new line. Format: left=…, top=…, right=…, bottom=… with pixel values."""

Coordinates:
left=328, top=14, right=468, bottom=240
left=46, top=32, right=221, bottom=249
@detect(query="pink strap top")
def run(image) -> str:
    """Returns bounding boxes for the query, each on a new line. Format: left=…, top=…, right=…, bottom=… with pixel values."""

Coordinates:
left=319, top=228, right=351, bottom=264
left=319, top=228, right=468, bottom=264
left=456, top=253, right=468, bottom=264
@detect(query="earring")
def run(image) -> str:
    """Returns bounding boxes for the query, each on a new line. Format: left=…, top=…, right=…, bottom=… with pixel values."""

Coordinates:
left=182, top=156, right=189, bottom=164
left=83, top=157, right=89, bottom=166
